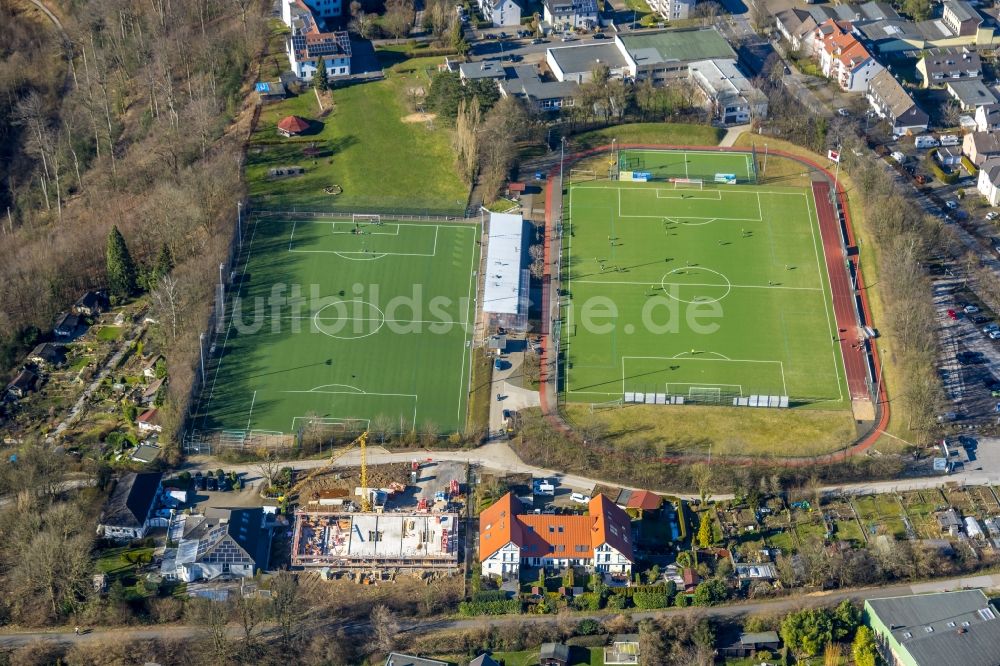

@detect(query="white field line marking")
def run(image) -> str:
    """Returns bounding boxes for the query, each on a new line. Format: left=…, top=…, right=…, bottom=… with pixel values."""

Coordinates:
left=289, top=220, right=297, bottom=251
left=246, top=390, right=257, bottom=431
left=331, top=221, right=402, bottom=236
left=572, top=279, right=821, bottom=291
left=290, top=415, right=372, bottom=431
left=458, top=223, right=477, bottom=424
left=206, top=215, right=260, bottom=414
left=656, top=189, right=722, bottom=200
left=806, top=185, right=846, bottom=402
left=280, top=316, right=470, bottom=326
left=283, top=389, right=418, bottom=398
left=573, top=184, right=808, bottom=197
left=621, top=355, right=787, bottom=396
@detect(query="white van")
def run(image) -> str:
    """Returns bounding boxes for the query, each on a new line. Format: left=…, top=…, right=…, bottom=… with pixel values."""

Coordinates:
left=915, top=136, right=939, bottom=149
left=570, top=492, right=589, bottom=504
left=939, top=134, right=960, bottom=146
left=891, top=151, right=906, bottom=163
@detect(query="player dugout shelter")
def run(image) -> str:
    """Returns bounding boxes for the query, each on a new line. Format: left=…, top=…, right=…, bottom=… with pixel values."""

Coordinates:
left=483, top=212, right=528, bottom=332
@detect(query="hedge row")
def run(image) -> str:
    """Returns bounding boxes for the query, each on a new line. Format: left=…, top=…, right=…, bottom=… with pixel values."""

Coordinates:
left=458, top=599, right=521, bottom=615
left=926, top=150, right=959, bottom=185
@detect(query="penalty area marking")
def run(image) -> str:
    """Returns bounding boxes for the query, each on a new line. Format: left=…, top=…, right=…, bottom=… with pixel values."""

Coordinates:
left=621, top=355, right=788, bottom=397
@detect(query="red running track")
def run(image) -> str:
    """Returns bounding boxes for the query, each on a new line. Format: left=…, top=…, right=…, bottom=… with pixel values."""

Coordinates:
left=537, top=144, right=889, bottom=465
left=811, top=181, right=870, bottom=403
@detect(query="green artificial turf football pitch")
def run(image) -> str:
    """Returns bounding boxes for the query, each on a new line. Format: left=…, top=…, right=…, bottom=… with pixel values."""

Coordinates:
left=562, top=149, right=849, bottom=409
left=198, top=214, right=479, bottom=436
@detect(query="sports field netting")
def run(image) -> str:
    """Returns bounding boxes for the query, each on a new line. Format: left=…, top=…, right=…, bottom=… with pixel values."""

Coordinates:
left=618, top=149, right=756, bottom=183
left=198, top=215, right=480, bottom=435
left=562, top=154, right=849, bottom=409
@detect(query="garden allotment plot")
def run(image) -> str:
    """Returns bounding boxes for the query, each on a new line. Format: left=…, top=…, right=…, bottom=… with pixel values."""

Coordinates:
left=201, top=215, right=479, bottom=435
left=563, top=158, right=849, bottom=409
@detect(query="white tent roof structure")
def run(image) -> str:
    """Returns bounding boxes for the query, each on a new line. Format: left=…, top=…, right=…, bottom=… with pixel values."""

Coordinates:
left=483, top=213, right=524, bottom=316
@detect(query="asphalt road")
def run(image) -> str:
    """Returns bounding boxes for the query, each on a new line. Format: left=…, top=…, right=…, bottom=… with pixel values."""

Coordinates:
left=184, top=439, right=1000, bottom=502
left=5, top=571, right=1000, bottom=647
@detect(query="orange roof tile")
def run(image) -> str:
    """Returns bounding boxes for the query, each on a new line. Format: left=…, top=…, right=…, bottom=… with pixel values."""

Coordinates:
left=520, top=514, right=593, bottom=558
left=626, top=490, right=662, bottom=511
left=478, top=493, right=636, bottom=563
left=479, top=493, right=523, bottom=561
left=589, top=494, right=634, bottom=560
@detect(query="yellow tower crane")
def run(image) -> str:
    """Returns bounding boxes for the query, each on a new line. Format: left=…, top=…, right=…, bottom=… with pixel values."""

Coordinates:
left=285, top=430, right=369, bottom=503
left=358, top=431, right=371, bottom=511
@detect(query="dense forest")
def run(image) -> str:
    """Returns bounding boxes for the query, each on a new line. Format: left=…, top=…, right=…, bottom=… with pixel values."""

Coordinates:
left=0, top=0, right=264, bottom=423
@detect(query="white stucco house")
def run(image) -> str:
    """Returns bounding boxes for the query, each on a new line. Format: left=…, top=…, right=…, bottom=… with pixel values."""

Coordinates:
left=479, top=493, right=634, bottom=579
left=282, top=0, right=351, bottom=81
left=978, top=156, right=1000, bottom=206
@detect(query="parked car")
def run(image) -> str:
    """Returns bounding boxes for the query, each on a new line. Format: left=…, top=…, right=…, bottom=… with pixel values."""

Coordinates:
left=986, top=211, right=998, bottom=221
left=991, top=330, right=1000, bottom=339
left=983, top=323, right=999, bottom=333
left=965, top=304, right=980, bottom=313
left=958, top=351, right=986, bottom=365
left=531, top=37, right=545, bottom=44
left=947, top=309, right=958, bottom=320
left=570, top=492, right=589, bottom=504
left=837, top=108, right=851, bottom=117
left=592, top=32, right=608, bottom=39
left=971, top=315, right=990, bottom=324
left=946, top=200, right=959, bottom=210
left=560, top=33, right=577, bottom=41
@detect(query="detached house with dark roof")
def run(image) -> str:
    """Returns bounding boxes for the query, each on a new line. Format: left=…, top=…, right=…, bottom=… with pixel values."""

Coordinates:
left=98, top=472, right=164, bottom=541
left=160, top=508, right=270, bottom=582
left=867, top=69, right=929, bottom=136
left=5, top=369, right=37, bottom=401
left=479, top=492, right=634, bottom=579
left=27, top=343, right=66, bottom=369
left=73, top=290, right=109, bottom=317
left=916, top=47, right=981, bottom=88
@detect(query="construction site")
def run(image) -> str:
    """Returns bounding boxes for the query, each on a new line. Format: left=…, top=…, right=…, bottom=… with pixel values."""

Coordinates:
left=291, top=511, right=459, bottom=569
left=287, top=432, right=466, bottom=573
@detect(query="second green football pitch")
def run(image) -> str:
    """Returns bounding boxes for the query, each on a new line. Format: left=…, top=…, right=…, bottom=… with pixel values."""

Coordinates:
left=198, top=215, right=479, bottom=436
left=562, top=156, right=850, bottom=409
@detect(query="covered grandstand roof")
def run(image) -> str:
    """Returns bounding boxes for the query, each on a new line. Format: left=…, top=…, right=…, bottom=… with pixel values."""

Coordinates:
left=483, top=213, right=524, bottom=315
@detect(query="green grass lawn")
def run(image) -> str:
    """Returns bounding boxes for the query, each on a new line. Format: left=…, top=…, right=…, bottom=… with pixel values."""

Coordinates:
left=247, top=55, right=468, bottom=215
left=68, top=354, right=93, bottom=372
left=562, top=150, right=849, bottom=415
left=95, top=546, right=155, bottom=575
left=96, top=326, right=124, bottom=341
left=197, top=215, right=479, bottom=435
left=570, top=123, right=724, bottom=151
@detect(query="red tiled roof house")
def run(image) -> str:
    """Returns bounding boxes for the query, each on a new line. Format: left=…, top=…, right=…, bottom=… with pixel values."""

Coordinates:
left=479, top=493, right=634, bottom=579
left=815, top=20, right=883, bottom=92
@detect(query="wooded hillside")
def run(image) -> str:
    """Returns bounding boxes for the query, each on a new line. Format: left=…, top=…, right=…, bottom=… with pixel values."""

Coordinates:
left=0, top=0, right=266, bottom=421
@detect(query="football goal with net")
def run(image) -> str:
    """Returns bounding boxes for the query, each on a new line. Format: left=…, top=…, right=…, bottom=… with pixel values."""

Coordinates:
left=671, top=178, right=704, bottom=190
left=352, top=213, right=382, bottom=227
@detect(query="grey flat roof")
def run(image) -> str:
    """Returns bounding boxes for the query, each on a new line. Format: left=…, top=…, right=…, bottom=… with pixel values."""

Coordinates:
left=502, top=65, right=579, bottom=100
left=867, top=590, right=1000, bottom=666
left=948, top=79, right=997, bottom=106
left=620, top=28, right=734, bottom=65
left=459, top=60, right=506, bottom=80
left=548, top=42, right=630, bottom=75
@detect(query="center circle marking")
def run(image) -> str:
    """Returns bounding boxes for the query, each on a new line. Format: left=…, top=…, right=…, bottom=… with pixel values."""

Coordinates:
left=659, top=267, right=732, bottom=305
left=312, top=300, right=386, bottom=339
